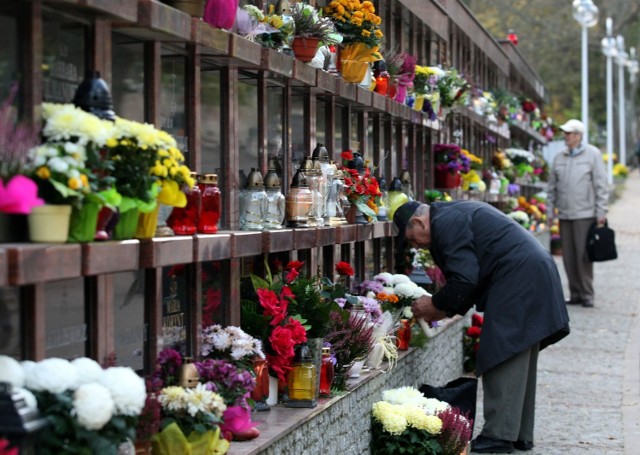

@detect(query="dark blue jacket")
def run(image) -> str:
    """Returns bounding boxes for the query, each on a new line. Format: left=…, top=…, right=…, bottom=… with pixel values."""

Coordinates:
left=430, top=201, right=570, bottom=376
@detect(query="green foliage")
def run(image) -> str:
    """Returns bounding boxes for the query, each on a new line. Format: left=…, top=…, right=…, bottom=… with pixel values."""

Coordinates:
left=287, top=275, right=340, bottom=338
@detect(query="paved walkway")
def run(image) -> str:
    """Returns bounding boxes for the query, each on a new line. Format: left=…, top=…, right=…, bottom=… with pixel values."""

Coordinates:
left=473, top=171, right=640, bottom=454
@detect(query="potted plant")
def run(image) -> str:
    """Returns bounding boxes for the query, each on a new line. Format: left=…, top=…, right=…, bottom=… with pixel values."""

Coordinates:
left=0, top=83, right=43, bottom=242
left=289, top=3, right=338, bottom=63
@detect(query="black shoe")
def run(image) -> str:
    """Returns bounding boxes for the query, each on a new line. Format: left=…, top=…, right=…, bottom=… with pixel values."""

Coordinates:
left=582, top=301, right=594, bottom=308
left=513, top=440, right=534, bottom=451
left=471, top=435, right=514, bottom=453
left=565, top=298, right=582, bottom=305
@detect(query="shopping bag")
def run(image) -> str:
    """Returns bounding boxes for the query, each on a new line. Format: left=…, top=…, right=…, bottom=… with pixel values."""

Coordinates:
left=420, top=377, right=477, bottom=431
left=586, top=221, right=618, bottom=262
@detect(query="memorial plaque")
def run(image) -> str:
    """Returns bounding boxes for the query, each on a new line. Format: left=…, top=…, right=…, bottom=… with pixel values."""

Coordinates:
left=45, top=278, right=86, bottom=359
left=161, top=264, right=190, bottom=356
left=113, top=270, right=146, bottom=371
left=112, top=33, right=145, bottom=122
left=0, top=287, right=21, bottom=359
left=201, top=261, right=224, bottom=327
left=42, top=13, right=86, bottom=103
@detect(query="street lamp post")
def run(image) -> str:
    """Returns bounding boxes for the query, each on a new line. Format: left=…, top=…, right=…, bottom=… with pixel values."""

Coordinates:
left=616, top=36, right=629, bottom=166
left=627, top=48, right=639, bottom=152
left=572, top=0, right=599, bottom=146
left=602, top=18, right=617, bottom=185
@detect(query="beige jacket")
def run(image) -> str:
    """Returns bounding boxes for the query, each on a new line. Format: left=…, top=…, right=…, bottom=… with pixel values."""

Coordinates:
left=547, top=143, right=609, bottom=220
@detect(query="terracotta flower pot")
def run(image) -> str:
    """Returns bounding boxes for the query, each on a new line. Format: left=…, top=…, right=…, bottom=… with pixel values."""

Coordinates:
left=291, top=36, right=321, bottom=63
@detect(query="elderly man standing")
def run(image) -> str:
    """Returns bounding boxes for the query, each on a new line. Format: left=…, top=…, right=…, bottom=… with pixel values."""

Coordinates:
left=394, top=201, right=570, bottom=453
left=547, top=119, right=608, bottom=308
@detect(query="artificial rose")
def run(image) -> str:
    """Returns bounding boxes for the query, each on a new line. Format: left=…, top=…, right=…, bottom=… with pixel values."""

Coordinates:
left=335, top=261, right=355, bottom=276
left=285, top=268, right=299, bottom=284
left=266, top=353, right=291, bottom=383
left=269, top=325, right=296, bottom=360
left=286, top=260, right=304, bottom=271
left=472, top=313, right=484, bottom=327
left=283, top=317, right=307, bottom=345
left=466, top=326, right=481, bottom=338
left=341, top=150, right=354, bottom=161
left=257, top=288, right=287, bottom=326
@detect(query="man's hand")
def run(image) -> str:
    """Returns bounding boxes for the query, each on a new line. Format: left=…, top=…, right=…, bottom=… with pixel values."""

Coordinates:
left=597, top=216, right=607, bottom=226
left=411, top=295, right=447, bottom=323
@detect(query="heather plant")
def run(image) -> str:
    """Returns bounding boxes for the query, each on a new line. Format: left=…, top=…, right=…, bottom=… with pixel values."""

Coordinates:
left=436, top=407, right=473, bottom=455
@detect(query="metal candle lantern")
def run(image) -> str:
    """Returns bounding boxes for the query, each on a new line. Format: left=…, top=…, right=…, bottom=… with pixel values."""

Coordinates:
left=239, top=168, right=268, bottom=231
left=400, top=169, right=415, bottom=202
left=377, top=176, right=389, bottom=221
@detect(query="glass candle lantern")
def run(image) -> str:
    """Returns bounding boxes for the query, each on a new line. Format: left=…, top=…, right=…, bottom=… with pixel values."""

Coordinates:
left=239, top=168, right=267, bottom=231
left=301, top=156, right=325, bottom=227
left=377, top=176, right=389, bottom=221
left=319, top=346, right=334, bottom=396
left=197, top=173, right=221, bottom=234
left=286, top=343, right=317, bottom=408
left=400, top=169, right=415, bottom=202
left=396, top=319, right=412, bottom=351
left=263, top=169, right=285, bottom=230
left=168, top=172, right=201, bottom=235
left=327, top=167, right=348, bottom=226
left=286, top=168, right=313, bottom=228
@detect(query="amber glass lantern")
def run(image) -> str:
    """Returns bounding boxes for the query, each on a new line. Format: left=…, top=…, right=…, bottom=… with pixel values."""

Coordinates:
left=286, top=168, right=313, bottom=228
left=286, top=343, right=318, bottom=408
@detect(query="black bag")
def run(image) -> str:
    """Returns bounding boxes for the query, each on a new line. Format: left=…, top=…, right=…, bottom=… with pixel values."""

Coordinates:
left=586, top=221, right=618, bottom=262
left=419, top=377, right=478, bottom=431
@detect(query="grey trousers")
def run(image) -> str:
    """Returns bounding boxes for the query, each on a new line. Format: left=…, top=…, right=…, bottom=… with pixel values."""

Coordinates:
left=560, top=218, right=595, bottom=303
left=481, top=343, right=540, bottom=442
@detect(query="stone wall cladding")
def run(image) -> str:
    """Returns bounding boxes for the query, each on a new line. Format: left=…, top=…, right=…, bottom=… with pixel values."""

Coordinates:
left=260, top=316, right=468, bottom=455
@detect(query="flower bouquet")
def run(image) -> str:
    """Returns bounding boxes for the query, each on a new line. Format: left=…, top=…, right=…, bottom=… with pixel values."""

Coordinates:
left=151, top=348, right=230, bottom=454
left=437, top=68, right=470, bottom=110
left=463, top=313, right=483, bottom=374
left=323, top=0, right=383, bottom=82
left=340, top=150, right=381, bottom=222
left=0, top=355, right=146, bottom=455
left=371, top=386, right=472, bottom=455
left=200, top=324, right=265, bottom=371
left=433, top=144, right=470, bottom=189
left=384, top=50, right=417, bottom=104
left=237, top=5, right=294, bottom=50
left=241, top=260, right=308, bottom=384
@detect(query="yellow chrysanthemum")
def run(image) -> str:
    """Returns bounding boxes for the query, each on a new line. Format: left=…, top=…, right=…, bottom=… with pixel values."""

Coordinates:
left=68, top=177, right=81, bottom=190
left=36, top=167, right=51, bottom=179
left=80, top=174, right=89, bottom=187
left=157, top=179, right=187, bottom=207
left=422, top=415, right=443, bottom=435
left=361, top=29, right=371, bottom=37
left=374, top=29, right=383, bottom=38
left=106, top=138, right=118, bottom=148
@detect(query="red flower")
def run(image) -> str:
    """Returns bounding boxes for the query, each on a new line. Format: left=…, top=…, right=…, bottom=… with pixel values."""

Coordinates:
left=271, top=258, right=283, bottom=272
left=285, top=268, right=299, bottom=284
left=257, top=288, right=288, bottom=326
left=466, top=326, right=482, bottom=338
left=284, top=317, right=307, bottom=344
left=472, top=313, right=484, bottom=327
left=0, top=439, right=18, bottom=455
left=336, top=261, right=354, bottom=277
left=341, top=150, right=354, bottom=161
left=279, top=285, right=295, bottom=302
left=266, top=353, right=292, bottom=383
left=286, top=260, right=305, bottom=271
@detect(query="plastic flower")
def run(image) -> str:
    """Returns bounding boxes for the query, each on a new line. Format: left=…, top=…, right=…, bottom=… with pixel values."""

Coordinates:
left=100, top=366, right=146, bottom=416
left=72, top=383, right=115, bottom=430
left=336, top=261, right=355, bottom=276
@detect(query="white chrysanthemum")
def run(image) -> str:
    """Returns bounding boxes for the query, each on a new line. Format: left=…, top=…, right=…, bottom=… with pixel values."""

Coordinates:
left=14, top=387, right=37, bottom=411
left=394, top=282, right=419, bottom=299
left=0, top=355, right=25, bottom=388
left=206, top=391, right=227, bottom=418
left=183, top=383, right=226, bottom=418
left=392, top=274, right=412, bottom=285
left=412, top=286, right=429, bottom=299
left=421, top=397, right=450, bottom=415
left=24, top=358, right=78, bottom=393
left=73, top=383, right=114, bottom=430
left=159, top=386, right=186, bottom=412
left=382, top=386, right=425, bottom=406
left=100, top=367, right=146, bottom=416
left=231, top=337, right=264, bottom=360
left=373, top=272, right=394, bottom=285
left=366, top=291, right=377, bottom=299
left=211, top=330, right=231, bottom=351
left=72, top=357, right=104, bottom=386
left=47, top=156, right=70, bottom=173
left=402, top=306, right=414, bottom=319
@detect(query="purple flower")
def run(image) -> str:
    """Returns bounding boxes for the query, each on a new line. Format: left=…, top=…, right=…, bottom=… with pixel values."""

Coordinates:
left=508, top=183, right=520, bottom=195
left=335, top=298, right=347, bottom=308
left=359, top=280, right=384, bottom=294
